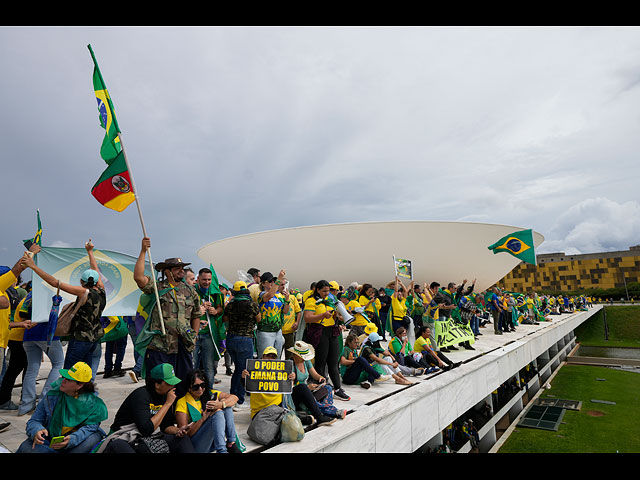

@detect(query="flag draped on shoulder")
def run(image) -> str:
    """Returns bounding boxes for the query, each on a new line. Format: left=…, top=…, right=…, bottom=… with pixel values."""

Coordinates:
left=88, top=44, right=135, bottom=212
left=487, top=229, right=536, bottom=265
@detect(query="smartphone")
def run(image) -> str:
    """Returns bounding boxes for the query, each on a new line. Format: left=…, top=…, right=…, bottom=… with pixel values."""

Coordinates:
left=211, top=391, right=219, bottom=401
left=49, top=436, right=65, bottom=447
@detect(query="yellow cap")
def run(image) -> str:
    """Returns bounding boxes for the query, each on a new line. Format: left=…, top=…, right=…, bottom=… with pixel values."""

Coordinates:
left=60, top=362, right=93, bottom=383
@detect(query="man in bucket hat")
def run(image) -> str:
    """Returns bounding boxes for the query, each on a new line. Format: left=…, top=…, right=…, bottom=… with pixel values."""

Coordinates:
left=134, top=237, right=201, bottom=398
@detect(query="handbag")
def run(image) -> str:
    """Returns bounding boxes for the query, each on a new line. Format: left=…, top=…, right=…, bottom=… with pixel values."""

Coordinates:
left=135, top=432, right=171, bottom=453
left=55, top=282, right=88, bottom=338
left=311, top=384, right=329, bottom=402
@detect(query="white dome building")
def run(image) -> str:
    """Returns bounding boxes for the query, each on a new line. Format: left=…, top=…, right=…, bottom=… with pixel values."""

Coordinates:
left=197, top=221, right=544, bottom=292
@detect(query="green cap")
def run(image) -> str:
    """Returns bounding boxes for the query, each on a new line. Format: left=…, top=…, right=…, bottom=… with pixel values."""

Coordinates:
left=149, top=363, right=181, bottom=385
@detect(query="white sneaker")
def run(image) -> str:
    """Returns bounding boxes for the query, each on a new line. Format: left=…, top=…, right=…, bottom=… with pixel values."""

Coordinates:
left=376, top=375, right=392, bottom=382
left=129, top=371, right=139, bottom=383
left=233, top=402, right=250, bottom=412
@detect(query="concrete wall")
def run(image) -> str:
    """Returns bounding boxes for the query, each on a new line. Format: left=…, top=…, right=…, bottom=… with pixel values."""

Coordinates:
left=265, top=307, right=598, bottom=453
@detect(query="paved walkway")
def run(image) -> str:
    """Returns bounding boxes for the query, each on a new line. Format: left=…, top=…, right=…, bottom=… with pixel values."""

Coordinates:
left=0, top=311, right=583, bottom=453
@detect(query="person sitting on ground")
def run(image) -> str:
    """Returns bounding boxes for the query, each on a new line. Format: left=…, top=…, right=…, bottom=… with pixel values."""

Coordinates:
left=174, top=369, right=241, bottom=453
left=241, top=346, right=323, bottom=427
left=99, top=363, right=194, bottom=453
left=414, top=326, right=461, bottom=372
left=388, top=326, right=427, bottom=375
left=17, top=361, right=108, bottom=453
left=359, top=331, right=413, bottom=385
left=288, top=341, right=346, bottom=423
left=340, top=332, right=382, bottom=389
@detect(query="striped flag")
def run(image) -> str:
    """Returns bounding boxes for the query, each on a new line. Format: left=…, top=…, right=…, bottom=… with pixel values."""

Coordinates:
left=88, top=44, right=135, bottom=212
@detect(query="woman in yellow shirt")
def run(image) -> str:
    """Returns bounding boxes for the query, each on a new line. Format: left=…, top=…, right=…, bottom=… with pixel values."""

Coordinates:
left=389, top=276, right=413, bottom=335
left=358, top=283, right=382, bottom=336
left=303, top=280, right=350, bottom=402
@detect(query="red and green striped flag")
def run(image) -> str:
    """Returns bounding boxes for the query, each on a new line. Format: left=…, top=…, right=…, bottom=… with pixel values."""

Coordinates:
left=88, top=44, right=135, bottom=212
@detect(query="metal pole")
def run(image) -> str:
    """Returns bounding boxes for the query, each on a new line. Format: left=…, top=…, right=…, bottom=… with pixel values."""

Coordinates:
left=117, top=132, right=165, bottom=335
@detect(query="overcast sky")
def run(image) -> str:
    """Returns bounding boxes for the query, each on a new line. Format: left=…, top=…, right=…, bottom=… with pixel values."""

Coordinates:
left=2, top=26, right=640, bottom=279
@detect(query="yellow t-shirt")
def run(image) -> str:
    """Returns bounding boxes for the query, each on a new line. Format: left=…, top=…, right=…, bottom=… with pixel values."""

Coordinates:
left=250, top=392, right=282, bottom=419
left=346, top=299, right=366, bottom=326
left=8, top=295, right=27, bottom=342
left=390, top=294, right=408, bottom=320
left=360, top=295, right=381, bottom=314
left=414, top=335, right=432, bottom=353
left=0, top=270, right=17, bottom=349
left=281, top=295, right=301, bottom=335
left=304, top=296, right=335, bottom=327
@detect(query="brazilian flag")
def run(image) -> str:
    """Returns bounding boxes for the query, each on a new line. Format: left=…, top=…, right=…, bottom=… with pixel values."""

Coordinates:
left=195, top=264, right=226, bottom=361
left=134, top=285, right=174, bottom=378
left=488, top=229, right=536, bottom=265
left=100, top=316, right=129, bottom=343
left=88, top=44, right=121, bottom=164
left=23, top=210, right=42, bottom=250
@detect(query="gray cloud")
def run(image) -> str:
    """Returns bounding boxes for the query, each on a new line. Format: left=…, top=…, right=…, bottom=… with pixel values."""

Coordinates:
left=2, top=26, right=640, bottom=280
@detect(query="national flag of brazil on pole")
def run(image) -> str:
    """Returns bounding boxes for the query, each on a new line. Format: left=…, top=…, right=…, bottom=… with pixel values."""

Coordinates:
left=88, top=44, right=135, bottom=212
left=488, top=229, right=536, bottom=265
left=23, top=209, right=42, bottom=250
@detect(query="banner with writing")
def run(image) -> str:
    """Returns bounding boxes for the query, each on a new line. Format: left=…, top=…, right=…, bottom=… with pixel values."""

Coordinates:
left=244, top=359, right=293, bottom=394
left=434, top=318, right=475, bottom=348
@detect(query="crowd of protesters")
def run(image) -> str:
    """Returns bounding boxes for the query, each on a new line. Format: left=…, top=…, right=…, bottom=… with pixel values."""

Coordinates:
left=0, top=237, right=593, bottom=453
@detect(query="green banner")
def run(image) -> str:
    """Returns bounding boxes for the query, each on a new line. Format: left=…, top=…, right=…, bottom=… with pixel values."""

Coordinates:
left=434, top=319, right=475, bottom=348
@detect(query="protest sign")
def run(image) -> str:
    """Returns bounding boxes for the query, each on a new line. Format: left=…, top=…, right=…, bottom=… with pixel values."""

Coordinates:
left=244, top=359, right=293, bottom=394
left=393, top=256, right=413, bottom=280
left=434, top=318, right=475, bottom=349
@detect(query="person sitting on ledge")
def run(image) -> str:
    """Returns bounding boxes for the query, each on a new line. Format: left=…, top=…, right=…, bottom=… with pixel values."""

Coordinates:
left=414, top=326, right=461, bottom=373
left=17, top=362, right=108, bottom=453
left=359, top=331, right=413, bottom=385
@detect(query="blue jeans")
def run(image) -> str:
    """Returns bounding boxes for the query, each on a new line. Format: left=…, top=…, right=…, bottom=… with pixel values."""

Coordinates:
left=226, top=334, right=254, bottom=405
left=191, top=408, right=237, bottom=453
left=16, top=431, right=104, bottom=454
left=194, top=333, right=217, bottom=386
left=20, top=341, right=65, bottom=415
left=64, top=340, right=100, bottom=379
left=342, top=356, right=380, bottom=385
left=470, top=315, right=480, bottom=335
left=255, top=330, right=284, bottom=359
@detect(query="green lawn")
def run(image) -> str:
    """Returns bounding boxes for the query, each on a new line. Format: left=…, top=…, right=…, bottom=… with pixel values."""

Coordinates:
left=498, top=364, right=640, bottom=453
left=574, top=306, right=640, bottom=348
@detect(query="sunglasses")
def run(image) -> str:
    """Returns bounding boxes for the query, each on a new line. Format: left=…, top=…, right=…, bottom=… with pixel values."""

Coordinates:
left=191, top=383, right=206, bottom=391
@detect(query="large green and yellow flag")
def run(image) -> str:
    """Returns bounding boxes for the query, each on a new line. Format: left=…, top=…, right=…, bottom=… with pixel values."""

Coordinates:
left=88, top=44, right=135, bottom=212
left=488, top=229, right=536, bottom=265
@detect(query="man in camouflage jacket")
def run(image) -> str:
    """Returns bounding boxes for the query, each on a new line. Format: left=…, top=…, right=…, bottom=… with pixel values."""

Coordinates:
left=134, top=237, right=201, bottom=397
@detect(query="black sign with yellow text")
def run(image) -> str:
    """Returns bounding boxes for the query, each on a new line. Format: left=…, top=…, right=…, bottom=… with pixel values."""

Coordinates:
left=245, top=359, right=293, bottom=394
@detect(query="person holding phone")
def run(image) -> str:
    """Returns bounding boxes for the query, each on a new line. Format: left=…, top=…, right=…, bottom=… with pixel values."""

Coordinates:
left=17, top=361, right=108, bottom=453
left=99, top=363, right=194, bottom=453
left=175, top=369, right=241, bottom=453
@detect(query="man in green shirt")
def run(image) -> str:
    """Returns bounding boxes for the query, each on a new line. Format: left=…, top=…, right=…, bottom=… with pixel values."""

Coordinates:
left=193, top=268, right=224, bottom=387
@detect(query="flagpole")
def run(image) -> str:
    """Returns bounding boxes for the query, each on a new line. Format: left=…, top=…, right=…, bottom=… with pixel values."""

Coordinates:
left=117, top=132, right=166, bottom=335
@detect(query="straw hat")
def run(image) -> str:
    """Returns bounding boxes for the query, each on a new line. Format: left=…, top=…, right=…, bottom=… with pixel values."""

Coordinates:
left=287, top=341, right=315, bottom=361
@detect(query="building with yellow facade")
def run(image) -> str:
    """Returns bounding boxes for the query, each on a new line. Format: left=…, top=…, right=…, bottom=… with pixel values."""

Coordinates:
left=497, top=245, right=640, bottom=294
